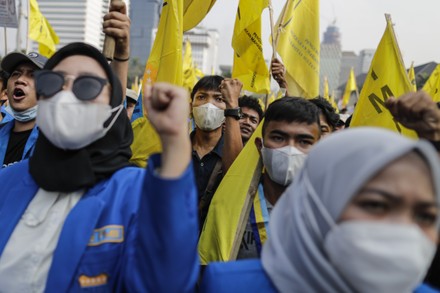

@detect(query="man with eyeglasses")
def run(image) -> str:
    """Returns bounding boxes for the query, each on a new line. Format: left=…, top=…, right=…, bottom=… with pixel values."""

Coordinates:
left=0, top=52, right=47, bottom=169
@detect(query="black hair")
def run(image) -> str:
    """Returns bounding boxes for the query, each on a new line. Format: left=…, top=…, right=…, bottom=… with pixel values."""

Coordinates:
left=0, top=70, right=8, bottom=91
left=262, top=96, right=320, bottom=134
left=239, top=95, right=264, bottom=121
left=309, top=97, right=340, bottom=130
left=190, top=75, right=224, bottom=100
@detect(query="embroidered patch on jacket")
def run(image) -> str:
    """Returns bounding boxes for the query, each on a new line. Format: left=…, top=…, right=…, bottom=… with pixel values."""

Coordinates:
left=88, top=225, right=124, bottom=246
left=79, top=274, right=108, bottom=288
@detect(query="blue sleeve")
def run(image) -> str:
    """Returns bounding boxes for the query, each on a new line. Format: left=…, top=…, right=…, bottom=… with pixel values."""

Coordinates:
left=414, top=284, right=440, bottom=293
left=125, top=154, right=199, bottom=292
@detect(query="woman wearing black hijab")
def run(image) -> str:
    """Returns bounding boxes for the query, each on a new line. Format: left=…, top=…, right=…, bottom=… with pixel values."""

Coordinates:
left=0, top=42, right=198, bottom=292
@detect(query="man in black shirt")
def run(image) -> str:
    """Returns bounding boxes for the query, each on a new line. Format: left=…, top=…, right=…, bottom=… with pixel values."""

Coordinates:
left=0, top=52, right=47, bottom=168
left=190, top=76, right=243, bottom=227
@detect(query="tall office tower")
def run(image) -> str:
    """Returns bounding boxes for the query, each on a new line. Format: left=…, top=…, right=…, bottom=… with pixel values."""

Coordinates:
left=32, top=0, right=131, bottom=52
left=357, top=49, right=375, bottom=75
left=183, top=27, right=219, bottom=75
left=339, top=51, right=358, bottom=87
left=319, top=24, right=342, bottom=96
left=130, top=0, right=161, bottom=65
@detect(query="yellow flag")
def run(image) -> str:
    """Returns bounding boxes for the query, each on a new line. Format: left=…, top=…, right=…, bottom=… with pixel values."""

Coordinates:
left=129, top=116, right=162, bottom=168
left=422, top=64, right=440, bottom=101
left=323, top=76, right=329, bottom=99
left=341, top=67, right=358, bottom=108
left=29, top=0, right=59, bottom=57
left=183, top=0, right=216, bottom=32
left=351, top=15, right=417, bottom=138
left=140, top=0, right=183, bottom=161
left=183, top=39, right=198, bottom=92
left=408, top=62, right=417, bottom=92
left=198, top=123, right=263, bottom=264
left=195, top=67, right=204, bottom=79
left=274, top=0, right=320, bottom=98
left=143, top=0, right=183, bottom=87
left=231, top=0, right=270, bottom=94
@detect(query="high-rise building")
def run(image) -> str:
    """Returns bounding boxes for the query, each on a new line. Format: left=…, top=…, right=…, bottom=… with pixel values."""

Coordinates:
left=319, top=24, right=342, bottom=96
left=150, top=26, right=219, bottom=75
left=32, top=0, right=130, bottom=51
left=357, top=49, right=375, bottom=75
left=339, top=51, right=358, bottom=87
left=130, top=0, right=161, bottom=65
left=183, top=27, right=219, bottom=75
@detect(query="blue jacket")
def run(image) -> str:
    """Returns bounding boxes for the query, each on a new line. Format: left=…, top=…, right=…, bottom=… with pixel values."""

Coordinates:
left=0, top=106, right=13, bottom=124
left=201, top=259, right=439, bottom=293
left=0, top=120, right=39, bottom=168
left=0, top=155, right=199, bottom=292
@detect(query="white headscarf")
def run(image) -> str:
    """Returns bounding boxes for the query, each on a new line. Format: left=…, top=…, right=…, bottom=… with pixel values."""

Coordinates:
left=261, top=127, right=440, bottom=293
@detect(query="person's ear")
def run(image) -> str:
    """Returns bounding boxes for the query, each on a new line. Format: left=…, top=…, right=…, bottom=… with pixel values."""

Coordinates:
left=255, top=137, right=263, bottom=157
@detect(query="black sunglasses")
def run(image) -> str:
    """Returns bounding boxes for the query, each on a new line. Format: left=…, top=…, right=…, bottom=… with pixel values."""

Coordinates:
left=35, top=70, right=108, bottom=101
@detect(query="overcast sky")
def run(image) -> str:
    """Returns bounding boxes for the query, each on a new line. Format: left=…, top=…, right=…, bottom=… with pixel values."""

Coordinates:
left=201, top=0, right=440, bottom=67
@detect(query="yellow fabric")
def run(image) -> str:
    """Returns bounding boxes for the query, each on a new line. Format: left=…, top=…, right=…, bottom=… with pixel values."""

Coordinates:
left=422, top=64, right=440, bottom=102
left=274, top=0, right=320, bottom=99
left=29, top=0, right=59, bottom=58
left=129, top=117, right=162, bottom=168
left=408, top=62, right=417, bottom=92
left=341, top=67, right=358, bottom=108
left=139, top=0, right=183, bottom=164
left=143, top=0, right=183, bottom=87
left=351, top=15, right=417, bottom=138
left=198, top=123, right=263, bottom=264
left=183, top=0, right=216, bottom=32
left=195, top=67, right=204, bottom=79
left=183, top=40, right=198, bottom=92
left=231, top=0, right=270, bottom=94
left=323, top=76, right=329, bottom=99
left=252, top=190, right=268, bottom=244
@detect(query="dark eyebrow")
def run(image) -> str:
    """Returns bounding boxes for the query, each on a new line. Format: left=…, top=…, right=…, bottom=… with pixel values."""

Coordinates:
left=294, top=133, right=316, bottom=141
left=359, top=188, right=438, bottom=208
left=269, top=129, right=289, bottom=137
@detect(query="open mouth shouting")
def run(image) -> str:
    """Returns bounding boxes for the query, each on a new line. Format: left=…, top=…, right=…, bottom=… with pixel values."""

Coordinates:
left=13, top=88, right=26, bottom=101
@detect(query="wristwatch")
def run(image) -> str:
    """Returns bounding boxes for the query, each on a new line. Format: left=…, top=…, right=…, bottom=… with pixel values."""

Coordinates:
left=224, top=107, right=243, bottom=120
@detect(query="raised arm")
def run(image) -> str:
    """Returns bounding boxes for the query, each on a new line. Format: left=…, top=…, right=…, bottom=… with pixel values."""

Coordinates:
left=103, top=1, right=131, bottom=101
left=126, top=83, right=198, bottom=292
left=386, top=91, right=440, bottom=143
left=220, top=78, right=244, bottom=172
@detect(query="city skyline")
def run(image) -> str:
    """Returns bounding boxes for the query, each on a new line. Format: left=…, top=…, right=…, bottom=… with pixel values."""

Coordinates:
left=201, top=0, right=440, bottom=68
left=2, top=0, right=438, bottom=72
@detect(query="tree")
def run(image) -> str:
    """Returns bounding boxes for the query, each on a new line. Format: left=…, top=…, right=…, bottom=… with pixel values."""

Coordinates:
left=127, top=57, right=145, bottom=88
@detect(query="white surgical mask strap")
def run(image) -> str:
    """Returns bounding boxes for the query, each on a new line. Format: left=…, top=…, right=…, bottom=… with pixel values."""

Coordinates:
left=104, top=104, right=124, bottom=132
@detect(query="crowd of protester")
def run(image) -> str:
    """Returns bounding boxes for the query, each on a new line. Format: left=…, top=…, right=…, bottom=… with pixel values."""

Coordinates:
left=0, top=2, right=439, bottom=292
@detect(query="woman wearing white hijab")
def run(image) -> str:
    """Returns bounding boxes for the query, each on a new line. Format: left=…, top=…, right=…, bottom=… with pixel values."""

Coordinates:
left=201, top=127, right=440, bottom=293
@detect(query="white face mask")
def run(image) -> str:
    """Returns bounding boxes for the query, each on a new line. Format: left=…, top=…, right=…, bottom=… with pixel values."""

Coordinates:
left=37, top=90, right=123, bottom=150
left=324, top=221, right=436, bottom=293
left=192, top=103, right=225, bottom=131
left=261, top=145, right=306, bottom=186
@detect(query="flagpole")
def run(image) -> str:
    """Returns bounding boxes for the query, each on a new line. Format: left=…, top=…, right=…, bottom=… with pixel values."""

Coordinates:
left=273, top=0, right=290, bottom=52
left=25, top=0, right=30, bottom=53
left=102, top=0, right=118, bottom=60
left=16, top=0, right=22, bottom=51
left=265, top=0, right=290, bottom=109
left=268, top=0, right=276, bottom=60
left=265, top=1, right=277, bottom=109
